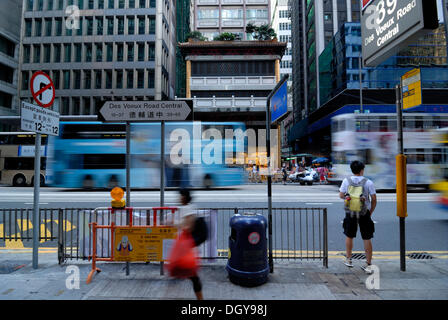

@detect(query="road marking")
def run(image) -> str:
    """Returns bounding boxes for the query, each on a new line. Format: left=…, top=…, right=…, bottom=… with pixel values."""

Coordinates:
left=305, top=203, right=333, bottom=205
left=24, top=203, right=49, bottom=205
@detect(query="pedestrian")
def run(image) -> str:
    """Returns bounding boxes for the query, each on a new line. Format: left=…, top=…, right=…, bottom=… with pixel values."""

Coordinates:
left=339, top=160, right=377, bottom=274
left=282, top=164, right=288, bottom=185
left=167, top=189, right=204, bottom=300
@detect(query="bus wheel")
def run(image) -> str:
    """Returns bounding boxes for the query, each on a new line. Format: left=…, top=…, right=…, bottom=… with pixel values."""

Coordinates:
left=31, top=175, right=45, bottom=187
left=203, top=174, right=214, bottom=189
left=108, top=175, right=119, bottom=188
left=83, top=176, right=94, bottom=189
left=13, top=174, right=26, bottom=187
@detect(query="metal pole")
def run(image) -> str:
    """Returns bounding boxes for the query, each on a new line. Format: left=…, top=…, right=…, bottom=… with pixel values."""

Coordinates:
left=266, top=99, right=274, bottom=274
left=32, top=133, right=41, bottom=269
left=359, top=55, right=363, bottom=113
left=396, top=84, right=406, bottom=272
left=160, top=120, right=165, bottom=275
left=125, top=122, right=131, bottom=276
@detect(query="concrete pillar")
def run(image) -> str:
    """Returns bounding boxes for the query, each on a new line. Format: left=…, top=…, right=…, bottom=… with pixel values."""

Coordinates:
left=186, top=59, right=191, bottom=98
left=275, top=59, right=280, bottom=82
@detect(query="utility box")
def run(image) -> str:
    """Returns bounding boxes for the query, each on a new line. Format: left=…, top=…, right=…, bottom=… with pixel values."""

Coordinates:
left=226, top=213, right=269, bottom=287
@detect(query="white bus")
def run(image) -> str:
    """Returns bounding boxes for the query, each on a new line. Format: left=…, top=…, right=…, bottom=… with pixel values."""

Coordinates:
left=331, top=113, right=448, bottom=190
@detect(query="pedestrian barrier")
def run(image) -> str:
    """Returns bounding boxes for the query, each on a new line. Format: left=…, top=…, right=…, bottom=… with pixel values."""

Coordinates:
left=1, top=207, right=328, bottom=268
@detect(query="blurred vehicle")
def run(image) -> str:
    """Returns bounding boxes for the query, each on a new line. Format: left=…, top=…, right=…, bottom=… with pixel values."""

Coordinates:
left=46, top=121, right=246, bottom=189
left=0, top=132, right=48, bottom=186
left=299, top=169, right=319, bottom=185
left=430, top=128, right=448, bottom=210
left=332, top=113, right=448, bottom=190
left=288, top=168, right=305, bottom=182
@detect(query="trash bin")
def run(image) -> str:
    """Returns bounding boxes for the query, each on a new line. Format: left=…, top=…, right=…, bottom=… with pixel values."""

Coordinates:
left=226, top=212, right=269, bottom=287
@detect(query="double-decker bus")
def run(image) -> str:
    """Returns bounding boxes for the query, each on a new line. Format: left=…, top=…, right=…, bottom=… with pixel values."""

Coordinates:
left=331, top=113, right=448, bottom=190
left=46, top=121, right=247, bottom=188
left=0, top=132, right=48, bottom=186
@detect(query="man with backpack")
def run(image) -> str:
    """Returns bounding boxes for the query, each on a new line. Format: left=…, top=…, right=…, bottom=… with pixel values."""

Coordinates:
left=339, top=160, right=377, bottom=274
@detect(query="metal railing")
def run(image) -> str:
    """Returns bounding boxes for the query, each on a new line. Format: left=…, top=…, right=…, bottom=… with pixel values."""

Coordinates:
left=0, top=207, right=328, bottom=268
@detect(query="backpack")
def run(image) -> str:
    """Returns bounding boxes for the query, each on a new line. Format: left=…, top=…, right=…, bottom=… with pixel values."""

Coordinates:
left=344, top=177, right=368, bottom=218
left=191, top=216, right=208, bottom=247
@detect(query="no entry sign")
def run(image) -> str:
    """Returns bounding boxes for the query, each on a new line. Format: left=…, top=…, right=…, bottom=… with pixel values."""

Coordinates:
left=30, top=71, right=55, bottom=108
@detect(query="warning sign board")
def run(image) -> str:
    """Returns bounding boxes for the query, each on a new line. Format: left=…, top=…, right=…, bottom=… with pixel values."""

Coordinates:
left=114, top=226, right=178, bottom=262
left=402, top=68, right=422, bottom=110
left=30, top=71, right=55, bottom=108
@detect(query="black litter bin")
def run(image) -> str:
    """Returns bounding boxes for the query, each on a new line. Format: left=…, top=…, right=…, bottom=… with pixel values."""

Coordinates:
left=226, top=212, right=269, bottom=287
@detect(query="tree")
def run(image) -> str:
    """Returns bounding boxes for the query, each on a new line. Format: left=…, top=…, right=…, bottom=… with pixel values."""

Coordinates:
left=246, top=23, right=277, bottom=41
left=186, top=31, right=206, bottom=41
left=214, top=32, right=236, bottom=41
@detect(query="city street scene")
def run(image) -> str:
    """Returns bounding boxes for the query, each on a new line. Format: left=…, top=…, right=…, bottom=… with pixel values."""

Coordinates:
left=0, top=0, right=448, bottom=310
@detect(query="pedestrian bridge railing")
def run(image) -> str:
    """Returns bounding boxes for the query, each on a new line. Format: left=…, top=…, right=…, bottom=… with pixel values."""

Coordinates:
left=0, top=207, right=328, bottom=268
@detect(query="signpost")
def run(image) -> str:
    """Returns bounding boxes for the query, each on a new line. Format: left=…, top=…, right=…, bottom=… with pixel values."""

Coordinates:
left=98, top=99, right=193, bottom=276
left=401, top=68, right=422, bottom=110
left=266, top=74, right=289, bottom=273
left=21, top=71, right=59, bottom=269
left=361, top=0, right=438, bottom=67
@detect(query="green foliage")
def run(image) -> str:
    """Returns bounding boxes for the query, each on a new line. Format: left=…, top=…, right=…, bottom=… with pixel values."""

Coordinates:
left=246, top=23, right=277, bottom=41
left=186, top=31, right=206, bottom=41
left=214, top=32, right=236, bottom=41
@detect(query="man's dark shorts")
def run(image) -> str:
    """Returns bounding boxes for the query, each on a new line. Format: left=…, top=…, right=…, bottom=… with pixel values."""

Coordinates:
left=343, top=211, right=374, bottom=240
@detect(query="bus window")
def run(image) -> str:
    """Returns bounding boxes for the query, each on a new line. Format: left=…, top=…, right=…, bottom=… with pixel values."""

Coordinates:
left=82, top=154, right=125, bottom=169
left=61, top=124, right=126, bottom=139
left=4, top=157, right=46, bottom=170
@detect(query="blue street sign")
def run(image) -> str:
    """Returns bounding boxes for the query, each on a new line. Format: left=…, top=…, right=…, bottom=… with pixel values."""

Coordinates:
left=270, top=80, right=288, bottom=124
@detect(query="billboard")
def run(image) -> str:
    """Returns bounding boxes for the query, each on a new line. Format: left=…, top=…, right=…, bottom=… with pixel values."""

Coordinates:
left=270, top=80, right=288, bottom=124
left=361, top=0, right=438, bottom=67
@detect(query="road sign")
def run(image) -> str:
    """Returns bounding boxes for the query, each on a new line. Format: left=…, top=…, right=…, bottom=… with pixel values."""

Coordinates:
left=361, top=0, right=438, bottom=67
left=30, top=71, right=55, bottom=108
left=270, top=80, right=288, bottom=124
left=99, top=100, right=193, bottom=122
left=21, top=101, right=60, bottom=136
left=401, top=68, right=422, bottom=110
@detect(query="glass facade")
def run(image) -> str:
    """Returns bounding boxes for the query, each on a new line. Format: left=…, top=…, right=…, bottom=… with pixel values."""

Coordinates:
left=319, top=22, right=448, bottom=107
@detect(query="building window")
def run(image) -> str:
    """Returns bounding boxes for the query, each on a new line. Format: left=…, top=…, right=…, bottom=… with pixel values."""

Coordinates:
left=127, top=70, right=133, bottom=88
left=44, top=44, right=51, bottom=63
left=23, top=45, right=30, bottom=63
left=149, top=17, right=155, bottom=34
left=74, top=70, right=81, bottom=89
left=117, top=43, right=123, bottom=61
left=127, top=43, right=134, bottom=61
left=95, top=70, right=102, bottom=89
left=54, top=44, right=61, bottom=62
left=55, top=18, right=62, bottom=36
left=0, top=92, right=13, bottom=109
left=108, top=0, right=114, bottom=9
left=61, top=97, right=69, bottom=115
left=106, top=43, right=113, bottom=62
left=0, top=64, right=14, bottom=84
left=96, top=43, right=102, bottom=62
left=129, top=0, right=135, bottom=8
left=85, top=43, right=92, bottom=62
left=138, top=16, right=145, bottom=34
left=246, top=9, right=268, bottom=19
left=87, top=17, right=93, bottom=35
left=45, top=18, right=52, bottom=36
left=74, top=44, right=82, bottom=62
left=138, top=43, right=144, bottom=61
left=88, top=0, right=94, bottom=9
left=148, top=70, right=154, bottom=88
left=22, top=72, right=30, bottom=90
left=63, top=70, right=70, bottom=89
left=105, top=70, right=112, bottom=89
left=96, top=17, right=103, bottom=35
left=137, top=70, right=144, bottom=88
left=128, top=16, right=135, bottom=35
left=26, top=0, right=34, bottom=11
left=107, top=17, right=114, bottom=35
left=118, top=17, right=124, bottom=34
left=198, top=9, right=219, bottom=20
left=98, top=0, right=104, bottom=9
left=116, top=70, right=123, bottom=88
left=53, top=70, right=60, bottom=89
left=25, top=19, right=32, bottom=37
left=64, top=44, right=71, bottom=62
left=119, top=0, right=125, bottom=8
left=72, top=97, right=80, bottom=115
left=83, top=97, right=91, bottom=115
left=150, top=0, right=155, bottom=8
left=84, top=70, right=91, bottom=89
left=139, top=0, right=145, bottom=8
left=222, top=9, right=243, bottom=21
left=35, top=19, right=42, bottom=37
left=34, top=45, right=41, bottom=63
left=148, top=44, right=155, bottom=61
left=57, top=0, right=63, bottom=10
left=77, top=17, right=83, bottom=35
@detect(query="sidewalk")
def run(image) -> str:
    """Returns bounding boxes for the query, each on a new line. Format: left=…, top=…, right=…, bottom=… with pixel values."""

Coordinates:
left=0, top=251, right=447, bottom=300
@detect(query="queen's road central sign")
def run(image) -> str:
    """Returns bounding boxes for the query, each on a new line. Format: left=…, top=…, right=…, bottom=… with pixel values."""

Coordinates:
left=99, top=100, right=193, bottom=122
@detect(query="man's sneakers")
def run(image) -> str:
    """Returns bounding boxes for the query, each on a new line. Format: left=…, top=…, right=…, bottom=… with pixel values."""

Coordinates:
left=343, top=258, right=354, bottom=267
left=361, top=263, right=373, bottom=274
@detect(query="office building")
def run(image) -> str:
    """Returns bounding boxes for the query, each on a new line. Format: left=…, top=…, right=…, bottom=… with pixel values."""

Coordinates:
left=0, top=0, right=23, bottom=124
left=193, top=0, right=271, bottom=41
left=19, top=0, right=177, bottom=115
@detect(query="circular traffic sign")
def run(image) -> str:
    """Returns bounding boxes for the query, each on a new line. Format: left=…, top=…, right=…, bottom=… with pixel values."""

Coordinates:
left=248, top=232, right=260, bottom=245
left=30, top=71, right=55, bottom=108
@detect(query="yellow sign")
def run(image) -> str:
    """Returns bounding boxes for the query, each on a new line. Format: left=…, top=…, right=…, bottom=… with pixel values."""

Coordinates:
left=114, top=226, right=178, bottom=262
left=401, top=68, right=422, bottom=110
